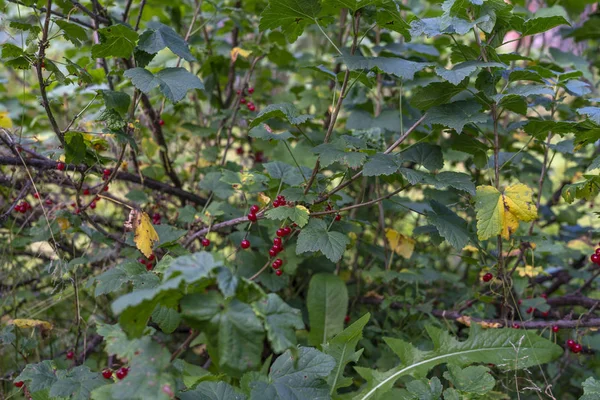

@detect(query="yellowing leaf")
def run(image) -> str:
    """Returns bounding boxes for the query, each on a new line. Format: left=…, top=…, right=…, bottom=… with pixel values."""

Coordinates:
left=56, top=217, right=70, bottom=231
left=10, top=319, right=53, bottom=330
left=475, top=183, right=537, bottom=241
left=125, top=210, right=159, bottom=258
left=516, top=264, right=545, bottom=278
left=0, top=111, right=13, bottom=128
left=385, top=228, right=415, bottom=259
left=456, top=316, right=501, bottom=329
left=462, top=245, right=479, bottom=253
left=258, top=192, right=271, bottom=207
left=230, top=46, right=252, bottom=61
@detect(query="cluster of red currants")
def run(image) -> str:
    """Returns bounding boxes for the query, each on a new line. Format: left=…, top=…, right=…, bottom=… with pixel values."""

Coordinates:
left=101, top=366, right=129, bottom=380
left=482, top=272, right=493, bottom=282
left=273, top=194, right=291, bottom=208
left=590, top=245, right=600, bottom=265
left=14, top=200, right=31, bottom=213
left=325, top=203, right=342, bottom=221
left=566, top=339, right=583, bottom=353
left=152, top=212, right=161, bottom=225
left=269, top=238, right=285, bottom=276
left=239, top=87, right=256, bottom=111
left=139, top=253, right=156, bottom=271
left=102, top=168, right=111, bottom=181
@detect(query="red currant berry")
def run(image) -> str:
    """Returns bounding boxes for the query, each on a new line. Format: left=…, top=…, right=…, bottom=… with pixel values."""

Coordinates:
left=482, top=273, right=493, bottom=282
left=33, top=193, right=40, bottom=199
left=66, top=350, right=74, bottom=360
left=102, top=369, right=112, bottom=379
left=255, top=151, right=264, bottom=163
left=272, top=260, right=281, bottom=269
left=540, top=293, right=547, bottom=299
left=90, top=201, right=96, bottom=209
left=241, top=239, right=251, bottom=249
left=273, top=200, right=280, bottom=208
left=147, top=254, right=155, bottom=262
left=247, top=213, right=257, bottom=222
left=344, top=315, right=350, bottom=323
left=591, top=254, right=600, bottom=264
left=159, top=119, right=165, bottom=126
left=248, top=87, right=255, bottom=94
left=269, top=247, right=277, bottom=257
left=236, top=147, right=244, bottom=155
left=57, top=162, right=65, bottom=171
left=236, top=90, right=241, bottom=95
left=146, top=263, right=153, bottom=271
left=595, top=248, right=600, bottom=255
left=512, top=323, right=521, bottom=329
left=139, top=258, right=147, bottom=265
left=273, top=237, right=282, bottom=246
left=240, top=98, right=247, bottom=104
left=273, top=244, right=283, bottom=253
left=103, top=185, right=109, bottom=192
left=275, top=269, right=282, bottom=276
left=541, top=311, right=549, bottom=317
left=248, top=104, right=256, bottom=112
left=250, top=204, right=260, bottom=214
left=335, top=214, right=341, bottom=221
left=83, top=188, right=90, bottom=195
left=283, top=226, right=291, bottom=236
left=201, top=238, right=210, bottom=247
left=567, top=339, right=575, bottom=347
left=552, top=326, right=559, bottom=333
left=14, top=381, right=24, bottom=388
left=74, top=208, right=80, bottom=214
left=103, top=169, right=111, bottom=176
left=116, top=367, right=128, bottom=380
left=526, top=307, right=534, bottom=314
left=572, top=343, right=582, bottom=353
left=153, top=213, right=161, bottom=220
left=44, top=199, right=52, bottom=205
left=276, top=228, right=285, bottom=237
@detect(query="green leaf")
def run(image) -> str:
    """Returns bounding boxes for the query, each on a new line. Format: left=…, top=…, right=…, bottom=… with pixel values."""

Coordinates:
left=514, top=6, right=570, bottom=37
left=347, top=110, right=402, bottom=132
left=264, top=205, right=310, bottom=227
left=94, top=265, right=129, bottom=296
left=91, top=25, right=139, bottom=58
left=253, top=293, right=304, bottom=353
left=436, top=61, right=505, bottom=85
left=248, top=347, right=336, bottom=399
left=65, top=132, right=87, bottom=164
left=443, top=388, right=460, bottom=400
left=138, top=21, right=195, bottom=62
left=217, top=267, right=239, bottom=298
left=259, top=0, right=320, bottom=42
left=424, top=100, right=488, bottom=133
left=101, top=90, right=131, bottom=116
left=179, top=381, right=246, bottom=400
left=493, top=85, right=554, bottom=102
left=343, top=56, right=432, bottom=81
left=577, top=107, right=600, bottom=124
left=124, top=67, right=204, bottom=103
left=443, top=365, right=495, bottom=395
left=410, top=81, right=467, bottom=110
left=296, top=219, right=350, bottom=262
left=353, top=325, right=563, bottom=400
left=199, top=171, right=235, bottom=199
left=55, top=20, right=88, bottom=46
left=313, top=141, right=367, bottom=169
left=375, top=2, right=411, bottom=40
left=425, top=201, right=470, bottom=250
left=398, top=143, right=444, bottom=171
left=580, top=377, right=600, bottom=400
left=562, top=176, right=600, bottom=204
left=50, top=366, right=104, bottom=400
left=363, top=153, right=402, bottom=177
left=264, top=161, right=308, bottom=186
left=16, top=360, right=57, bottom=392
left=151, top=305, right=181, bottom=334
left=323, top=313, right=370, bottom=392
left=406, top=377, right=443, bottom=399
left=96, top=322, right=152, bottom=361
left=249, top=103, right=314, bottom=128
left=249, top=125, right=294, bottom=141
left=307, top=273, right=348, bottom=346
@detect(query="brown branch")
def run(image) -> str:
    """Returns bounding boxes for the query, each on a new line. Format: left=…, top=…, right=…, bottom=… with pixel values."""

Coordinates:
left=7, top=0, right=97, bottom=29
left=0, top=156, right=206, bottom=205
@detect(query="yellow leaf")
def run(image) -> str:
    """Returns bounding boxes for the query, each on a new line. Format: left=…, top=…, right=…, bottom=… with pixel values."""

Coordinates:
left=0, top=111, right=13, bottom=128
left=230, top=47, right=252, bottom=62
left=456, top=316, right=501, bottom=329
left=516, top=264, right=545, bottom=278
left=385, top=228, right=415, bottom=259
left=258, top=192, right=271, bottom=207
left=10, top=319, right=53, bottom=330
left=475, top=183, right=537, bottom=240
left=462, top=245, right=479, bottom=253
left=56, top=217, right=70, bottom=231
left=125, top=210, right=159, bottom=258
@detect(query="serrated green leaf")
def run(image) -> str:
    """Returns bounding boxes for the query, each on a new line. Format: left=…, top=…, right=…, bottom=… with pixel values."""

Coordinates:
left=296, top=219, right=349, bottom=262
left=580, top=377, right=600, bottom=400
left=50, top=366, right=104, bottom=400
left=91, top=25, right=139, bottom=58
left=216, top=266, right=238, bottom=298
left=313, top=141, right=367, bottom=169
left=249, top=124, right=294, bottom=141
left=263, top=161, right=308, bottom=186
left=55, top=20, right=88, bottom=46
left=515, top=6, right=570, bottom=37
left=249, top=103, right=313, bottom=128
left=398, top=143, right=444, bottom=171
left=138, top=21, right=195, bottom=61
left=179, top=381, right=246, bottom=400
left=259, top=0, right=320, bottom=42
left=265, top=205, right=310, bottom=227
left=443, top=365, right=495, bottom=395
left=124, top=67, right=204, bottom=103
left=307, top=273, right=348, bottom=346
left=323, top=313, right=370, bottom=392
left=253, top=293, right=304, bottom=353
left=249, top=347, right=336, bottom=400
left=354, top=325, right=562, bottom=400
left=577, top=107, right=600, bottom=124
left=199, top=171, right=235, bottom=199
left=436, top=61, right=505, bottom=85
left=16, top=360, right=57, bottom=392
left=151, top=305, right=181, bottom=333
left=343, top=55, right=432, bottom=80
left=101, top=90, right=131, bottom=116
left=411, top=81, right=467, bottom=110
left=363, top=153, right=402, bottom=177
left=426, top=201, right=470, bottom=250
left=562, top=176, right=600, bottom=204
left=424, top=100, right=488, bottom=133
left=406, top=377, right=443, bottom=400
